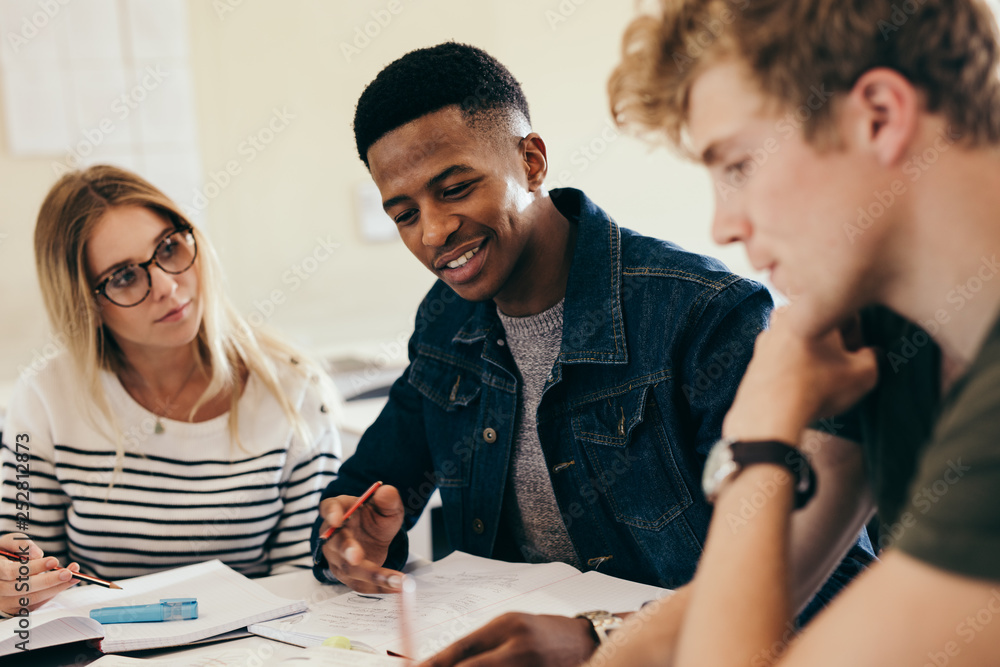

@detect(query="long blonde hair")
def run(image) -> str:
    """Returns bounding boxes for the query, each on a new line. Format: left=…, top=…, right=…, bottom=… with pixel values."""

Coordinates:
left=34, top=165, right=335, bottom=465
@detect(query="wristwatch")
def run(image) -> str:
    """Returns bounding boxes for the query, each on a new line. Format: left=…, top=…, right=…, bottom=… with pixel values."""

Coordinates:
left=576, top=610, right=625, bottom=644
left=702, top=438, right=817, bottom=509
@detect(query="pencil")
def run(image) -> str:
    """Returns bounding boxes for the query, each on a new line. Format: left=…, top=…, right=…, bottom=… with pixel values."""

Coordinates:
left=313, top=480, right=383, bottom=564
left=0, top=547, right=122, bottom=589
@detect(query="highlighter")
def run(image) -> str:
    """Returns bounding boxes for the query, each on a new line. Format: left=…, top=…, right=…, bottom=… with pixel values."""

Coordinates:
left=90, top=598, right=198, bottom=624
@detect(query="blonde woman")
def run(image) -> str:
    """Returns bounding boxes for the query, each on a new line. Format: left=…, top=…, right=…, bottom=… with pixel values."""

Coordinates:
left=0, top=165, right=340, bottom=616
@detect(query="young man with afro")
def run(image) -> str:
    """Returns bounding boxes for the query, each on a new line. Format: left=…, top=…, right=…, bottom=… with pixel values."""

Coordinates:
left=311, top=42, right=874, bottom=666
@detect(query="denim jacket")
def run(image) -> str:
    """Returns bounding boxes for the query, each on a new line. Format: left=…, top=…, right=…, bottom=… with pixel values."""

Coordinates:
left=314, top=189, right=873, bottom=610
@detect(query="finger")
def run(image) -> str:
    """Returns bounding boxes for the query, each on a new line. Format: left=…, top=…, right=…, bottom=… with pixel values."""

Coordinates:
left=322, top=529, right=403, bottom=593
left=318, top=496, right=352, bottom=534
left=369, top=485, right=404, bottom=517
left=851, top=346, right=880, bottom=387
left=323, top=525, right=360, bottom=569
left=0, top=534, right=44, bottom=560
left=328, top=560, right=406, bottom=594
left=0, top=534, right=49, bottom=579
left=0, top=574, right=77, bottom=616
left=331, top=530, right=365, bottom=566
left=0, top=562, right=78, bottom=598
left=420, top=621, right=507, bottom=667
left=340, top=572, right=405, bottom=594
left=0, top=555, right=60, bottom=581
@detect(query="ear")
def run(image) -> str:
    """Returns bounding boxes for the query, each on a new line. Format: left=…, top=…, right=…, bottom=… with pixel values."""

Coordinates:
left=520, top=133, right=548, bottom=191
left=844, top=68, right=920, bottom=167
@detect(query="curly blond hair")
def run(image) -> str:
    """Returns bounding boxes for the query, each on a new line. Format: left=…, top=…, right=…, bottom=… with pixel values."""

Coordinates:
left=609, top=0, right=1000, bottom=156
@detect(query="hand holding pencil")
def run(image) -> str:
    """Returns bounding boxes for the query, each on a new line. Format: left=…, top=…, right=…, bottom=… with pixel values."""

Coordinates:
left=317, top=482, right=408, bottom=594
left=0, top=533, right=83, bottom=616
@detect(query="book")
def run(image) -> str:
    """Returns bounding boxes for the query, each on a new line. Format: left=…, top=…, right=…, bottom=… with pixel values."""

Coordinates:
left=250, top=551, right=671, bottom=661
left=0, top=559, right=306, bottom=656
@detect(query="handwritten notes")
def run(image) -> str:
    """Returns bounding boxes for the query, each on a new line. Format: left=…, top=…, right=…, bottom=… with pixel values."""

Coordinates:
left=251, top=551, right=671, bottom=660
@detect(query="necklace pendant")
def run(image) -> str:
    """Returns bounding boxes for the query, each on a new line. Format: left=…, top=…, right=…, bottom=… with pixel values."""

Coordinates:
left=154, top=418, right=165, bottom=435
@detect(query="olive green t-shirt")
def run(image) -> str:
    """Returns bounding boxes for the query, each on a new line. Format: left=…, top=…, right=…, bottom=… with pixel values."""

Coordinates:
left=846, top=306, right=1000, bottom=581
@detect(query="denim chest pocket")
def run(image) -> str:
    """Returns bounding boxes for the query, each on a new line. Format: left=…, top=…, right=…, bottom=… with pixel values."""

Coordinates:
left=408, top=353, right=482, bottom=412
left=571, top=380, right=693, bottom=530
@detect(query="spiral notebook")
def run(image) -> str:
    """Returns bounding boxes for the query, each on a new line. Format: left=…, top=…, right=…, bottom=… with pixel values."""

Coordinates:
left=0, top=559, right=306, bottom=656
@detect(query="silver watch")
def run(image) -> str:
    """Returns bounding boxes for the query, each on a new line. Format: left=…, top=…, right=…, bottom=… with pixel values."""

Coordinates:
left=702, top=437, right=817, bottom=508
left=702, top=437, right=741, bottom=503
left=576, top=610, right=625, bottom=644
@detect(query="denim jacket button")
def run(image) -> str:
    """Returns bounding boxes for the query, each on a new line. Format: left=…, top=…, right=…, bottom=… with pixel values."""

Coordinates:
left=497, top=339, right=505, bottom=347
left=483, top=428, right=497, bottom=443
left=472, top=518, right=485, bottom=534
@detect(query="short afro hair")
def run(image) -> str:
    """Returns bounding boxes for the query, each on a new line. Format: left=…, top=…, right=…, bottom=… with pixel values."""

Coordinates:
left=353, top=42, right=531, bottom=168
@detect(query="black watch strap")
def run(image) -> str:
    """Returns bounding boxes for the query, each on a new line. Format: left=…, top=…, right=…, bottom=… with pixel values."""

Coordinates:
left=730, top=440, right=817, bottom=509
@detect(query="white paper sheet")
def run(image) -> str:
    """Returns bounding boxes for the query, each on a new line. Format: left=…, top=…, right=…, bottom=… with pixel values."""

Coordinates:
left=251, top=551, right=671, bottom=660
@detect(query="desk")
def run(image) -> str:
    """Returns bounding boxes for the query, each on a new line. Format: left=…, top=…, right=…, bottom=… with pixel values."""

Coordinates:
left=7, top=567, right=387, bottom=667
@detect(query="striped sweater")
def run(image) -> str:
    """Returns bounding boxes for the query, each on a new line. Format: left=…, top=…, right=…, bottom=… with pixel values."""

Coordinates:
left=0, top=352, right=339, bottom=580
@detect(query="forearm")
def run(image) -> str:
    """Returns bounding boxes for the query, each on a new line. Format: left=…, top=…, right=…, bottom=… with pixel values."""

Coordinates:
left=786, top=432, right=875, bottom=610
left=676, top=465, right=794, bottom=667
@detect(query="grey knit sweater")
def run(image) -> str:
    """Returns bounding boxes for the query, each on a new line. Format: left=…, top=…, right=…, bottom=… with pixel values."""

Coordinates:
left=496, top=299, right=580, bottom=568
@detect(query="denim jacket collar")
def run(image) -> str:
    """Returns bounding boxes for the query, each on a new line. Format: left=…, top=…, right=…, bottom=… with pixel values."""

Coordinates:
left=451, top=188, right=627, bottom=366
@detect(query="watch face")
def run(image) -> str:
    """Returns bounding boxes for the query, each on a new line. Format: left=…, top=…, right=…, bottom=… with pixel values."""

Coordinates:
left=702, top=439, right=738, bottom=501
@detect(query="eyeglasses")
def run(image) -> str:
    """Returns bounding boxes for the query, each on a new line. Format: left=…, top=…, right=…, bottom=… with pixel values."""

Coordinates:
left=93, top=226, right=198, bottom=307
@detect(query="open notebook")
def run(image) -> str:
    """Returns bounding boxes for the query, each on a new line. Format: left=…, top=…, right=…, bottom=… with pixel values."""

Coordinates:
left=250, top=551, right=672, bottom=661
left=0, top=559, right=306, bottom=656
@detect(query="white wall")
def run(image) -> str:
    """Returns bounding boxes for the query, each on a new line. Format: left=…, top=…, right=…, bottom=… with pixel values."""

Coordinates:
left=0, top=0, right=760, bottom=396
